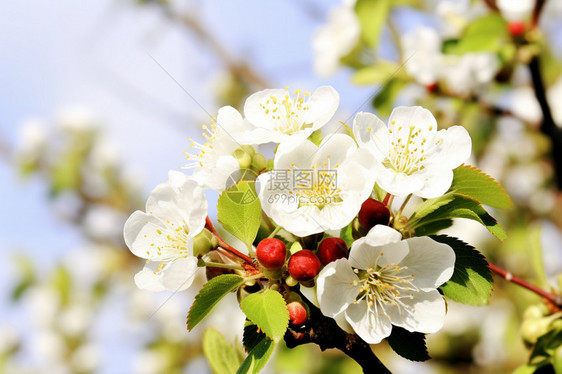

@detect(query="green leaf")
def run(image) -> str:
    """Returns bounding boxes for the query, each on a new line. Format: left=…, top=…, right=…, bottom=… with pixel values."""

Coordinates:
left=409, top=193, right=456, bottom=223
left=414, top=219, right=453, bottom=237
left=412, top=194, right=506, bottom=241
left=217, top=181, right=262, bottom=249
left=531, top=325, right=562, bottom=361
left=187, top=274, right=245, bottom=331
left=308, top=129, right=323, bottom=147
left=432, top=235, right=493, bottom=306
left=372, top=78, right=408, bottom=117
left=352, top=61, right=401, bottom=85
left=372, top=183, right=387, bottom=202
left=236, top=336, right=275, bottom=374
left=386, top=327, right=429, bottom=362
left=240, top=289, right=289, bottom=343
left=452, top=13, right=508, bottom=54
left=512, top=360, right=552, bottom=374
left=355, top=0, right=390, bottom=49
left=340, top=222, right=354, bottom=249
left=203, top=328, right=241, bottom=374
left=450, top=165, right=513, bottom=209
left=243, top=322, right=267, bottom=352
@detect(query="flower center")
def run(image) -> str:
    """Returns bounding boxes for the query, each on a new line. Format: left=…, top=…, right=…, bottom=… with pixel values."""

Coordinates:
left=184, top=122, right=220, bottom=168
left=292, top=158, right=342, bottom=210
left=384, top=122, right=428, bottom=175
left=259, top=88, right=312, bottom=135
left=144, top=217, right=191, bottom=266
left=354, top=255, right=418, bottom=313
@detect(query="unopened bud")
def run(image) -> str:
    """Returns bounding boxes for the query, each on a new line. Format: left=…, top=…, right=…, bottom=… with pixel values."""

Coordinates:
left=233, top=148, right=252, bottom=169
left=250, top=153, right=267, bottom=172
left=241, top=145, right=256, bottom=158
left=287, top=301, right=308, bottom=325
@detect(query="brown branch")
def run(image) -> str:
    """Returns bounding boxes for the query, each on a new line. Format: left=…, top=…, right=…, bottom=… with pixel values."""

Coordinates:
left=532, top=0, right=547, bottom=29
left=528, top=55, right=562, bottom=190
left=482, top=0, right=499, bottom=12
left=157, top=6, right=269, bottom=90
left=285, top=291, right=391, bottom=373
left=488, top=261, right=562, bottom=308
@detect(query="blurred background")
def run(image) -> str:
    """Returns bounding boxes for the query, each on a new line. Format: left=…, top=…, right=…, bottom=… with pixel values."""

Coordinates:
left=1, top=0, right=561, bottom=373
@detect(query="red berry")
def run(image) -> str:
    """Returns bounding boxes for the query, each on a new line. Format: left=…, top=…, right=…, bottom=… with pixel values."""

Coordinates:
left=256, top=238, right=287, bottom=270
left=287, top=301, right=307, bottom=325
left=508, top=21, right=526, bottom=37
left=358, top=198, right=390, bottom=231
left=288, top=250, right=321, bottom=282
left=426, top=83, right=438, bottom=93
left=317, top=237, right=348, bottom=266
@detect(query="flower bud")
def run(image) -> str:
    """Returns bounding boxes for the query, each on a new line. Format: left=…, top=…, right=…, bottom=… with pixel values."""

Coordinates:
left=256, top=238, right=287, bottom=270
left=508, top=21, right=526, bottom=37
left=250, top=153, right=267, bottom=172
left=233, top=148, right=252, bottom=169
left=287, top=301, right=308, bottom=326
left=193, top=228, right=217, bottom=257
left=317, top=237, right=348, bottom=266
left=241, top=145, right=256, bottom=158
left=521, top=317, right=552, bottom=345
left=288, top=250, right=321, bottom=282
left=358, top=198, right=391, bottom=231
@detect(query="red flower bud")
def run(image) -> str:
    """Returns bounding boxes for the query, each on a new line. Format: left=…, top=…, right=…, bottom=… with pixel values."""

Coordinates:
left=508, top=21, right=526, bottom=37
left=288, top=250, right=321, bottom=282
left=317, top=237, right=348, bottom=266
left=358, top=198, right=391, bottom=231
left=256, top=238, right=287, bottom=270
left=287, top=301, right=308, bottom=325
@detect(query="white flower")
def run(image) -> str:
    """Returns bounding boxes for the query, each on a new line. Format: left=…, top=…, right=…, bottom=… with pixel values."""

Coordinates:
left=316, top=225, right=455, bottom=344
left=353, top=106, right=472, bottom=198
left=257, top=134, right=375, bottom=237
left=124, top=171, right=207, bottom=291
left=312, top=2, right=360, bottom=77
left=442, top=52, right=500, bottom=96
left=497, top=0, right=534, bottom=21
left=401, top=27, right=443, bottom=86
left=184, top=107, right=244, bottom=191
left=243, top=86, right=339, bottom=144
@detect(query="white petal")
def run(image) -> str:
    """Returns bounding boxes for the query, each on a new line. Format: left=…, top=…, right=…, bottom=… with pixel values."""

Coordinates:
left=124, top=211, right=151, bottom=258
left=383, top=290, right=446, bottom=334
left=304, top=86, right=340, bottom=130
left=345, top=301, right=392, bottom=344
left=134, top=263, right=166, bottom=291
left=333, top=312, right=355, bottom=334
left=363, top=225, right=403, bottom=247
left=388, top=106, right=437, bottom=142
left=274, top=139, right=318, bottom=170
left=425, top=126, right=471, bottom=170
left=193, top=155, right=239, bottom=192
left=317, top=259, right=361, bottom=317
left=402, top=237, right=456, bottom=290
left=349, top=234, right=409, bottom=270
left=376, top=168, right=425, bottom=197
left=244, top=88, right=287, bottom=131
left=299, top=284, right=320, bottom=309
left=160, top=257, right=199, bottom=291
left=414, top=168, right=454, bottom=199
left=353, top=111, right=389, bottom=160
left=314, top=134, right=356, bottom=166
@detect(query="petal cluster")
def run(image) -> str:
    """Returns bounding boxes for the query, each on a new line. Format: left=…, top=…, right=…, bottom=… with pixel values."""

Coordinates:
left=353, top=106, right=471, bottom=198
left=317, top=225, right=455, bottom=344
left=243, top=86, right=339, bottom=144
left=257, top=134, right=375, bottom=237
left=124, top=171, right=207, bottom=291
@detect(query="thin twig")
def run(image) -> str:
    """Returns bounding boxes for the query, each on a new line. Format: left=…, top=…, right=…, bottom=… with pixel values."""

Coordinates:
left=488, top=261, right=562, bottom=307
left=205, top=217, right=256, bottom=265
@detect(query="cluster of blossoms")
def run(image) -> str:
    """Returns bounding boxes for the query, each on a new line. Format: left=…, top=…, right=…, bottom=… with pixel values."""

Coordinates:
left=124, top=85, right=473, bottom=348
